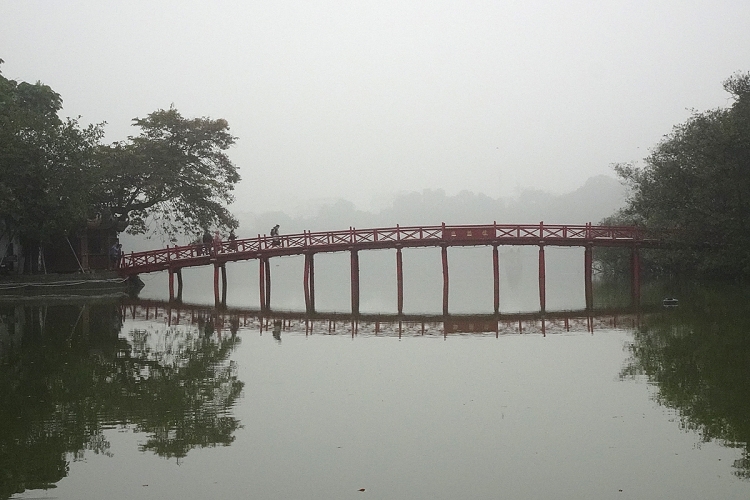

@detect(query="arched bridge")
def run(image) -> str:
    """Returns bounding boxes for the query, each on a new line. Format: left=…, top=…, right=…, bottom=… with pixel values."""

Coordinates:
left=119, top=222, right=658, bottom=314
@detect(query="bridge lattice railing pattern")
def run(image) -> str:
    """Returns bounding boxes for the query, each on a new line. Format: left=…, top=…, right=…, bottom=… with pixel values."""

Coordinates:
left=120, top=223, right=651, bottom=273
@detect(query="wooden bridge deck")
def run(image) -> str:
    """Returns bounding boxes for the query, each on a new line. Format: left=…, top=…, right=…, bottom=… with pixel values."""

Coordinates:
left=119, top=222, right=654, bottom=276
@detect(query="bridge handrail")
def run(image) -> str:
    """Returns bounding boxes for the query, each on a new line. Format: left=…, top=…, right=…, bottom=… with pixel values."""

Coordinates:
left=121, top=222, right=651, bottom=271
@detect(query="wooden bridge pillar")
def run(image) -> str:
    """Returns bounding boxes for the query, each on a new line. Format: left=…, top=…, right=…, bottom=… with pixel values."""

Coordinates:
left=213, top=264, right=227, bottom=306
left=538, top=244, right=546, bottom=313
left=264, top=257, right=271, bottom=310
left=396, top=247, right=404, bottom=315
left=304, top=252, right=316, bottom=314
left=350, top=249, right=360, bottom=315
left=259, top=258, right=265, bottom=310
left=221, top=265, right=227, bottom=307
left=259, top=257, right=271, bottom=311
left=584, top=245, right=593, bottom=310
left=492, top=244, right=500, bottom=314
left=631, top=246, right=641, bottom=308
left=169, top=267, right=184, bottom=302
left=169, top=267, right=175, bottom=301
left=176, top=268, right=183, bottom=302
left=442, top=245, right=449, bottom=315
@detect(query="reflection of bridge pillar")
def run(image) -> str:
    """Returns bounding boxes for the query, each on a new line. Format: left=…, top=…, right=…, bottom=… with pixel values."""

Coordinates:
left=350, top=249, right=360, bottom=315
left=396, top=247, right=404, bottom=314
left=538, top=244, right=546, bottom=313
left=584, top=245, right=593, bottom=310
left=631, top=246, right=641, bottom=308
left=442, top=245, right=449, bottom=315
left=304, top=252, right=315, bottom=313
left=492, top=244, right=500, bottom=314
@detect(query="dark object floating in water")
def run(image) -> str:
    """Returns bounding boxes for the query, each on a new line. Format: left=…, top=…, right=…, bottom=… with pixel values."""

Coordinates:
left=662, top=298, right=679, bottom=308
left=358, top=488, right=365, bottom=492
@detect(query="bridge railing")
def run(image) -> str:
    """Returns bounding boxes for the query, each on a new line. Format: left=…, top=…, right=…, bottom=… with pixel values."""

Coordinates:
left=121, top=223, right=649, bottom=271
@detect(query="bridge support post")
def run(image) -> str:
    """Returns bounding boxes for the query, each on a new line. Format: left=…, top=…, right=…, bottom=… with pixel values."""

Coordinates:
left=304, top=252, right=315, bottom=313
left=396, top=247, right=404, bottom=315
left=492, top=244, right=500, bottom=314
left=264, top=257, right=271, bottom=311
left=584, top=245, right=593, bottom=310
left=442, top=245, right=449, bottom=315
left=259, top=258, right=267, bottom=311
left=538, top=244, right=546, bottom=313
left=176, top=268, right=183, bottom=302
left=221, top=265, right=228, bottom=307
left=169, top=267, right=175, bottom=301
left=350, top=249, right=360, bottom=316
left=631, top=246, right=641, bottom=308
left=213, top=264, right=221, bottom=306
left=258, top=258, right=266, bottom=311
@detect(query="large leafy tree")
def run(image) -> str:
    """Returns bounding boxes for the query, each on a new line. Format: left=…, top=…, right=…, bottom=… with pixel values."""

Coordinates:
left=0, top=60, right=241, bottom=266
left=615, top=73, right=750, bottom=276
left=0, top=60, right=102, bottom=253
left=612, top=72, right=750, bottom=278
left=92, top=107, right=240, bottom=239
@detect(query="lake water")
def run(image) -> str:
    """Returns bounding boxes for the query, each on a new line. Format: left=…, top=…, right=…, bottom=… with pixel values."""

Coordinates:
left=3, top=273, right=750, bottom=499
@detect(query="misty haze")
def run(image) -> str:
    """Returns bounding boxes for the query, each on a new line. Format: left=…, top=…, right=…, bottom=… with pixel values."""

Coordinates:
left=3, top=1, right=750, bottom=499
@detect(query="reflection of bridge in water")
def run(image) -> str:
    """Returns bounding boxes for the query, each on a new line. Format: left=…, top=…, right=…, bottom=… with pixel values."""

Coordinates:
left=123, top=299, right=652, bottom=338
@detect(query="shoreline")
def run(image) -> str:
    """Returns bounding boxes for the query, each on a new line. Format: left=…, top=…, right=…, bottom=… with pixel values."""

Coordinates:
left=0, top=272, right=144, bottom=298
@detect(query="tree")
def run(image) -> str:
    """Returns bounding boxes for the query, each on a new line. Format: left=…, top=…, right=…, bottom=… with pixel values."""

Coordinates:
left=612, top=72, right=750, bottom=278
left=0, top=60, right=241, bottom=267
left=92, top=107, right=240, bottom=239
left=0, top=60, right=103, bottom=266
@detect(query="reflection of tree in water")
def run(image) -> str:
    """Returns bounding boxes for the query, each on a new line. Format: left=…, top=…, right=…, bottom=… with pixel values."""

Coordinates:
left=0, top=303, right=243, bottom=499
left=116, top=317, right=243, bottom=458
left=621, top=285, right=750, bottom=479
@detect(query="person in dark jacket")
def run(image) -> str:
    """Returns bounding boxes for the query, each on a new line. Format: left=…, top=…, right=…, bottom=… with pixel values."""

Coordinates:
left=202, top=229, right=212, bottom=255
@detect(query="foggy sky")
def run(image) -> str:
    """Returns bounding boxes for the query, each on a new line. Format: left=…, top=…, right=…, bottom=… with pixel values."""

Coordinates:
left=2, top=1, right=749, bottom=214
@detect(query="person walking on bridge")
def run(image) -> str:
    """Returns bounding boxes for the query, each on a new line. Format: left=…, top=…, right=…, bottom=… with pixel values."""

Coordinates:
left=202, top=229, right=212, bottom=255
left=270, top=224, right=280, bottom=246
left=213, top=230, right=222, bottom=255
left=228, top=229, right=238, bottom=251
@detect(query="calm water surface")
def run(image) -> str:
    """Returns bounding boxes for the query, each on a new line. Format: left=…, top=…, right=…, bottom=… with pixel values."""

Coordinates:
left=2, top=283, right=750, bottom=499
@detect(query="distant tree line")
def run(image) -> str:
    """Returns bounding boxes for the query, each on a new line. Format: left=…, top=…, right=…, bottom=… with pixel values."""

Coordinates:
left=600, top=72, right=750, bottom=280
left=0, top=59, right=240, bottom=268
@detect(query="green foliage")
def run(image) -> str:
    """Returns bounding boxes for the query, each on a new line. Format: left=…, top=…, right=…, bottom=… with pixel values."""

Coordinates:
left=0, top=65, right=103, bottom=244
left=612, top=72, right=750, bottom=278
left=93, top=107, right=240, bottom=239
left=621, top=283, right=750, bottom=479
left=0, top=303, right=243, bottom=498
left=0, top=60, right=240, bottom=253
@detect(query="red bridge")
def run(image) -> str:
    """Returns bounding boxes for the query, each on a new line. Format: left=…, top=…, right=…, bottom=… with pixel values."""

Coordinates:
left=119, top=222, right=656, bottom=314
